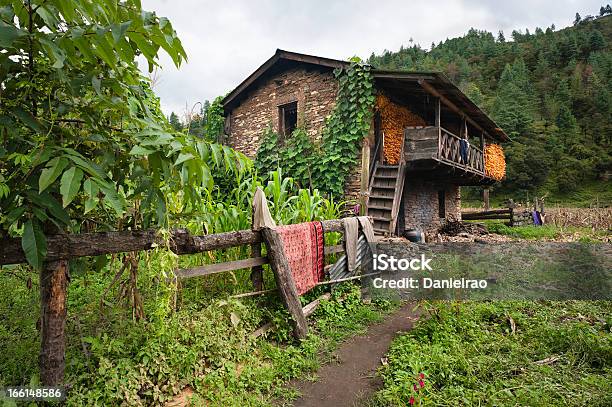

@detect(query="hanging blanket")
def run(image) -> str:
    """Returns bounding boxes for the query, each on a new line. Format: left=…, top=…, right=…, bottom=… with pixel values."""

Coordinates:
left=276, top=222, right=325, bottom=295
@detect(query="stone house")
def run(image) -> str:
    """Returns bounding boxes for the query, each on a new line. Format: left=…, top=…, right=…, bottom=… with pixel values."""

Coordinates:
left=222, top=50, right=508, bottom=236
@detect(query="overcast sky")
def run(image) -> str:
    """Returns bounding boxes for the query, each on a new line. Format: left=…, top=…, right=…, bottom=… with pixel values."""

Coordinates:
left=141, top=0, right=604, bottom=117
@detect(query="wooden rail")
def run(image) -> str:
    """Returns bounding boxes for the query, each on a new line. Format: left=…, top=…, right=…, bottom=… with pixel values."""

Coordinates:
left=461, top=208, right=512, bottom=221
left=438, top=127, right=485, bottom=175
left=0, top=218, right=350, bottom=386
left=0, top=219, right=345, bottom=266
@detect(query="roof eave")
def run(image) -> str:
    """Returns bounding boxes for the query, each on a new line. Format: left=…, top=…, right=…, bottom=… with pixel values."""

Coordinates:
left=222, top=49, right=348, bottom=112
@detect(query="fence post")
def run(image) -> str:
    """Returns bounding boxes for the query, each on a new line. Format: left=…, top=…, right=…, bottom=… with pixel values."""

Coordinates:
left=260, top=227, right=308, bottom=339
left=250, top=242, right=264, bottom=291
left=483, top=188, right=490, bottom=211
left=39, top=258, right=69, bottom=385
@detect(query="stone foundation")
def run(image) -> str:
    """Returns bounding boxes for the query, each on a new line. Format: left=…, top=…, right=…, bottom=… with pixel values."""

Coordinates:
left=402, top=177, right=461, bottom=236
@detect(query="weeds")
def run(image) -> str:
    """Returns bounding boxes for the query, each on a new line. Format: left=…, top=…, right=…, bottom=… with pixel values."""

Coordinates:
left=484, top=221, right=609, bottom=241
left=370, top=301, right=612, bottom=406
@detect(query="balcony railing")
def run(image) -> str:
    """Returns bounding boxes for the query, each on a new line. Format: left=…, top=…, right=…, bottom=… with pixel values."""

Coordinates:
left=438, top=127, right=485, bottom=175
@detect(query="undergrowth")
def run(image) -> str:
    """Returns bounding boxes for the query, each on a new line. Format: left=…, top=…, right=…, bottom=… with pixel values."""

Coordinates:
left=0, top=264, right=395, bottom=405
left=369, top=301, right=612, bottom=406
left=485, top=222, right=608, bottom=241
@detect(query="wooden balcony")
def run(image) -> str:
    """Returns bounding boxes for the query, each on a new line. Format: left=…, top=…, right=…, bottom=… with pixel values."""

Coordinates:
left=403, top=126, right=492, bottom=185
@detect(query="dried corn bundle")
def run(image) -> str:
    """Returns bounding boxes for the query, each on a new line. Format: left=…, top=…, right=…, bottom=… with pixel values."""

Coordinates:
left=484, top=143, right=506, bottom=181
left=376, top=94, right=426, bottom=164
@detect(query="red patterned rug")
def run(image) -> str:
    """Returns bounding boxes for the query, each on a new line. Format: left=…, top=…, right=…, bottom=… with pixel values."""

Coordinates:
left=276, top=222, right=324, bottom=295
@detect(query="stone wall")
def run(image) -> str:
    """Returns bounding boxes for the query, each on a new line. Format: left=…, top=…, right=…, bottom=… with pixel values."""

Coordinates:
left=402, top=177, right=461, bottom=235
left=226, top=66, right=338, bottom=157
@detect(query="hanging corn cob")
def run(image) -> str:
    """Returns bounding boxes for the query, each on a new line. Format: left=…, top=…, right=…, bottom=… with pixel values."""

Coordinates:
left=376, top=94, right=425, bottom=164
left=484, top=144, right=506, bottom=181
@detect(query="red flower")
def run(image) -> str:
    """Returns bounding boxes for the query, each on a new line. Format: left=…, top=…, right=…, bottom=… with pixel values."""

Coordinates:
left=420, top=372, right=425, bottom=379
left=409, top=396, right=415, bottom=405
left=413, top=384, right=418, bottom=391
left=419, top=380, right=425, bottom=388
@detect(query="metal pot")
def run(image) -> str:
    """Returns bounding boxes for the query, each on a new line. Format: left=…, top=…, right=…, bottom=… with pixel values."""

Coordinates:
left=403, top=229, right=424, bottom=242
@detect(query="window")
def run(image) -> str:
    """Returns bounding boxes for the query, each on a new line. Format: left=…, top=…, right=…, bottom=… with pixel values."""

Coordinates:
left=278, top=101, right=298, bottom=137
left=438, top=190, right=446, bottom=218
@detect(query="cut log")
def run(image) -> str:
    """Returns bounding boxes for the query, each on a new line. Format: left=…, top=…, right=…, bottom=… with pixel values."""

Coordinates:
left=39, top=259, right=69, bottom=385
left=461, top=209, right=511, bottom=220
left=462, top=214, right=511, bottom=221
left=260, top=227, right=308, bottom=340
left=0, top=219, right=345, bottom=266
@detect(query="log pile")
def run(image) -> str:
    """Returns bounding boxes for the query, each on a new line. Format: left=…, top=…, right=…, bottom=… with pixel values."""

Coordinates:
left=376, top=94, right=426, bottom=164
left=439, top=221, right=488, bottom=236
left=484, top=144, right=506, bottom=180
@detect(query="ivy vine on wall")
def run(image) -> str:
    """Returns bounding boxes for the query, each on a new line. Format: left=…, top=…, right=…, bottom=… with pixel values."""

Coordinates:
left=254, top=58, right=375, bottom=197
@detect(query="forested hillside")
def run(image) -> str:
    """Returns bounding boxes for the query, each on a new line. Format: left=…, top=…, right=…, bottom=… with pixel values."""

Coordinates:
left=369, top=8, right=612, bottom=205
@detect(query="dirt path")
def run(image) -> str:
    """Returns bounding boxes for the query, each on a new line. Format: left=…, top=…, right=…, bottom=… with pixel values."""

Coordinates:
left=288, top=303, right=420, bottom=407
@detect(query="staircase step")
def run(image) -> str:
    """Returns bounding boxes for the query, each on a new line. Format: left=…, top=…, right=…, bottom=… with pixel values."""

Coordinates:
left=374, top=228, right=389, bottom=234
left=377, top=164, right=400, bottom=169
left=368, top=204, right=392, bottom=211
left=369, top=194, right=394, bottom=200
left=374, top=175, right=398, bottom=179
left=372, top=216, right=391, bottom=222
left=372, top=184, right=396, bottom=189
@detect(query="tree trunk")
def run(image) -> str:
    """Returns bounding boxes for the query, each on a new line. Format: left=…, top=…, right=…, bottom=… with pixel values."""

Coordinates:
left=39, top=259, right=69, bottom=385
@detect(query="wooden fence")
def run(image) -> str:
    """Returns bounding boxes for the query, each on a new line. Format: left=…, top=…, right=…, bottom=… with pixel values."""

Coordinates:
left=461, top=208, right=513, bottom=222
left=0, top=219, right=351, bottom=386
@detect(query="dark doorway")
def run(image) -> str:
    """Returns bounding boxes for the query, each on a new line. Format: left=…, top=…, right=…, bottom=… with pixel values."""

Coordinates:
left=438, top=190, right=446, bottom=218
left=279, top=101, right=298, bottom=137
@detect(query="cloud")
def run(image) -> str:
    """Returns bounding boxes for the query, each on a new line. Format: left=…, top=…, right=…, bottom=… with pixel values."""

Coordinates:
left=141, top=0, right=603, bottom=117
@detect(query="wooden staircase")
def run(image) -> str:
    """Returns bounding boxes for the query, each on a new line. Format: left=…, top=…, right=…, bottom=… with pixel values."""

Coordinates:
left=366, top=162, right=405, bottom=235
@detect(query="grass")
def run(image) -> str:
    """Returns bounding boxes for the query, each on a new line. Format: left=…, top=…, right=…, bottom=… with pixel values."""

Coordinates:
left=368, top=301, right=612, bottom=407
left=461, top=180, right=612, bottom=208
left=0, top=257, right=396, bottom=406
left=465, top=220, right=610, bottom=241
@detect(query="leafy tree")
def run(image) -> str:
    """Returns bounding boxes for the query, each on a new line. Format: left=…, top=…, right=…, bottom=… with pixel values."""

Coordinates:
left=590, top=30, right=606, bottom=50
left=574, top=13, right=582, bottom=25
left=491, top=59, right=535, bottom=137
left=0, top=0, right=246, bottom=268
left=169, top=112, right=182, bottom=131
left=204, top=96, right=225, bottom=143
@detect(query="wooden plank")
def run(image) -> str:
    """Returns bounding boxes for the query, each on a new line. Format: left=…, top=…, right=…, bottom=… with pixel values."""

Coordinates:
left=0, top=219, right=346, bottom=266
left=365, top=161, right=379, bottom=217
left=302, top=293, right=332, bottom=317
left=260, top=227, right=308, bottom=339
left=176, top=257, right=269, bottom=279
left=462, top=209, right=511, bottom=216
left=316, top=272, right=380, bottom=286
left=250, top=242, right=264, bottom=290
left=436, top=97, right=441, bottom=157
left=463, top=215, right=511, bottom=221
left=367, top=204, right=392, bottom=210
left=324, top=245, right=344, bottom=255
left=360, top=127, right=372, bottom=216
left=372, top=184, right=395, bottom=190
left=232, top=288, right=276, bottom=299
left=39, top=258, right=69, bottom=385
left=369, top=194, right=394, bottom=200
left=251, top=293, right=332, bottom=338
